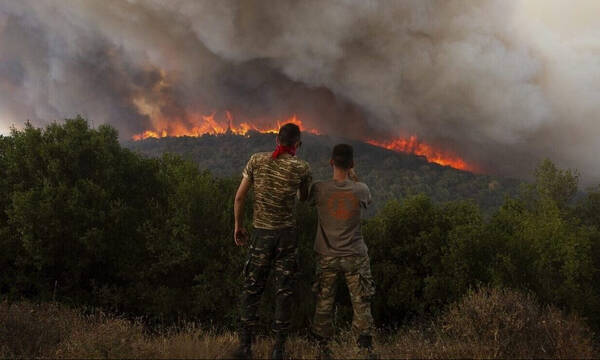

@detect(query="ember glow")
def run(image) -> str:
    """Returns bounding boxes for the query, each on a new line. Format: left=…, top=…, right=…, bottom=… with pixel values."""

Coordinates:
left=133, top=113, right=476, bottom=172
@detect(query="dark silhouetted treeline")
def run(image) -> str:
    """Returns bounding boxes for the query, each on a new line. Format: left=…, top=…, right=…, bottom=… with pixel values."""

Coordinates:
left=1, top=117, right=600, bottom=333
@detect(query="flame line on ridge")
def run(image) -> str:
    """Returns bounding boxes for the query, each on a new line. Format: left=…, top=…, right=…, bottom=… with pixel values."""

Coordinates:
left=132, top=111, right=476, bottom=172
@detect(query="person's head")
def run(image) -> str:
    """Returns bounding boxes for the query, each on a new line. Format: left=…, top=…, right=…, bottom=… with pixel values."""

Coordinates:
left=277, top=123, right=302, bottom=148
left=330, top=143, right=354, bottom=170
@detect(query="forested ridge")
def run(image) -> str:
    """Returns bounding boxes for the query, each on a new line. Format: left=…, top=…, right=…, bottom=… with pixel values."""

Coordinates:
left=126, top=131, right=522, bottom=216
left=2, top=117, right=600, bottom=335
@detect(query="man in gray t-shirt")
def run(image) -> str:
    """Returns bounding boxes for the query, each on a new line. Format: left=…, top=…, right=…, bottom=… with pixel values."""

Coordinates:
left=311, top=177, right=371, bottom=257
left=309, top=144, right=377, bottom=359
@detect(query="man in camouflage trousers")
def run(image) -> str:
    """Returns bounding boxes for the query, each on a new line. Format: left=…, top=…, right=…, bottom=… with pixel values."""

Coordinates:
left=309, top=144, right=378, bottom=359
left=231, top=123, right=312, bottom=359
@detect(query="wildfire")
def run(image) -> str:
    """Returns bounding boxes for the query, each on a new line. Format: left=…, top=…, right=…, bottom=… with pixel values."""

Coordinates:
left=366, top=137, right=475, bottom=172
left=132, top=112, right=319, bottom=141
left=132, top=111, right=475, bottom=172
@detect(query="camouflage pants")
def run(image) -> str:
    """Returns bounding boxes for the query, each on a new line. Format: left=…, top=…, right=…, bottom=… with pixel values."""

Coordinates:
left=240, top=227, right=298, bottom=339
left=312, top=254, right=375, bottom=339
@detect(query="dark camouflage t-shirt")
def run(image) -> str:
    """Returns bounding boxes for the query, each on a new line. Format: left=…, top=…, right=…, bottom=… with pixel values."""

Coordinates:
left=242, top=152, right=312, bottom=230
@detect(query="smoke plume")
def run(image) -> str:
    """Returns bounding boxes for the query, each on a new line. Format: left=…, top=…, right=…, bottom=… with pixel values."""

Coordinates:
left=1, top=0, right=599, bottom=183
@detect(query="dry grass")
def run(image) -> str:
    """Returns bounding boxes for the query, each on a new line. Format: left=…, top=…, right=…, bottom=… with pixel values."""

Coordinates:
left=435, top=287, right=596, bottom=358
left=1, top=287, right=597, bottom=359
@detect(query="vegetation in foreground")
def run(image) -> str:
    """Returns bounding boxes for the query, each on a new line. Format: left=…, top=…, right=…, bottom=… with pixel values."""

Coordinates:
left=0, top=288, right=595, bottom=359
left=2, top=117, right=600, bottom=338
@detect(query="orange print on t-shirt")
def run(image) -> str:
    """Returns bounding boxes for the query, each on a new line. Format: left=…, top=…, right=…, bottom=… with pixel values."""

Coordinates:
left=326, top=192, right=359, bottom=220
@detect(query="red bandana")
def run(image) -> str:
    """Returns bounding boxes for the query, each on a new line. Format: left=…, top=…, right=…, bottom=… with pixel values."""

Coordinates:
left=272, top=144, right=297, bottom=159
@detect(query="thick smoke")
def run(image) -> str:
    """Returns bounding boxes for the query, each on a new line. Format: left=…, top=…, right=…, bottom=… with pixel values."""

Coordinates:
left=0, top=0, right=599, bottom=184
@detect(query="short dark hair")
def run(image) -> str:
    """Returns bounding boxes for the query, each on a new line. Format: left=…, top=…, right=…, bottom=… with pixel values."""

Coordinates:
left=332, top=144, right=354, bottom=169
left=278, top=123, right=301, bottom=146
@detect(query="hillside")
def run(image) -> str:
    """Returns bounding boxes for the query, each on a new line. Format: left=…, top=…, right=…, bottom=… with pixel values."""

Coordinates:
left=125, top=132, right=522, bottom=214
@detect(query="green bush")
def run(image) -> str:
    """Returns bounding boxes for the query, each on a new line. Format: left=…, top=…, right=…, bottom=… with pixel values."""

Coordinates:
left=1, top=118, right=600, bottom=334
left=364, top=196, right=491, bottom=324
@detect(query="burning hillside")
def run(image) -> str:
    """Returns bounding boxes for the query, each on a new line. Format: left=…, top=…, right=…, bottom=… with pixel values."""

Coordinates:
left=127, top=128, right=520, bottom=215
left=3, top=1, right=600, bottom=184
left=132, top=111, right=475, bottom=172
left=132, top=113, right=319, bottom=140
left=366, top=137, right=474, bottom=172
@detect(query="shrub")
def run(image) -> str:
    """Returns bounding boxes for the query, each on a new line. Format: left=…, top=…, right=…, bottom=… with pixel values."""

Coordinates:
left=2, top=293, right=595, bottom=359
left=0, top=301, right=77, bottom=358
left=438, top=287, right=595, bottom=358
left=0, top=301, right=155, bottom=358
left=365, top=196, right=490, bottom=324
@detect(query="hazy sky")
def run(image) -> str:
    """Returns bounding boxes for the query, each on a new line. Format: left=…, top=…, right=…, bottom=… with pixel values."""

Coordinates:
left=0, top=0, right=599, bottom=184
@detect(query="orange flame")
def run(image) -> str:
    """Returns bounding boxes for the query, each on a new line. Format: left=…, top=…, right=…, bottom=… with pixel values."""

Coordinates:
left=132, top=112, right=319, bottom=141
left=130, top=68, right=475, bottom=171
left=366, top=137, right=476, bottom=172
left=132, top=111, right=475, bottom=172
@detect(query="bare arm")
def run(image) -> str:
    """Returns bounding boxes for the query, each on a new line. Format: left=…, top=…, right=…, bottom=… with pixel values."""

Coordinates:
left=234, top=177, right=252, bottom=246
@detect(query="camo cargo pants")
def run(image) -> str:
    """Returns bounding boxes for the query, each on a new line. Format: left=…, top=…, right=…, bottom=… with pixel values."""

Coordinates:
left=240, top=227, right=297, bottom=339
left=312, top=254, right=375, bottom=339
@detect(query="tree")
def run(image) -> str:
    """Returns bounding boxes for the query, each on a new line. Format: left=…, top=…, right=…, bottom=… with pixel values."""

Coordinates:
left=534, top=158, right=579, bottom=209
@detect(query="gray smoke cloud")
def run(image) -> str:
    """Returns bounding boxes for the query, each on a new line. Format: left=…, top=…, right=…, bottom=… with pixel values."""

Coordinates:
left=0, top=0, right=599, bottom=184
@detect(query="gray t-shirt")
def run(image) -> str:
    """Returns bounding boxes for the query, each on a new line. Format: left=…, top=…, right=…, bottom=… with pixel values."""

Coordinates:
left=309, top=179, right=372, bottom=256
